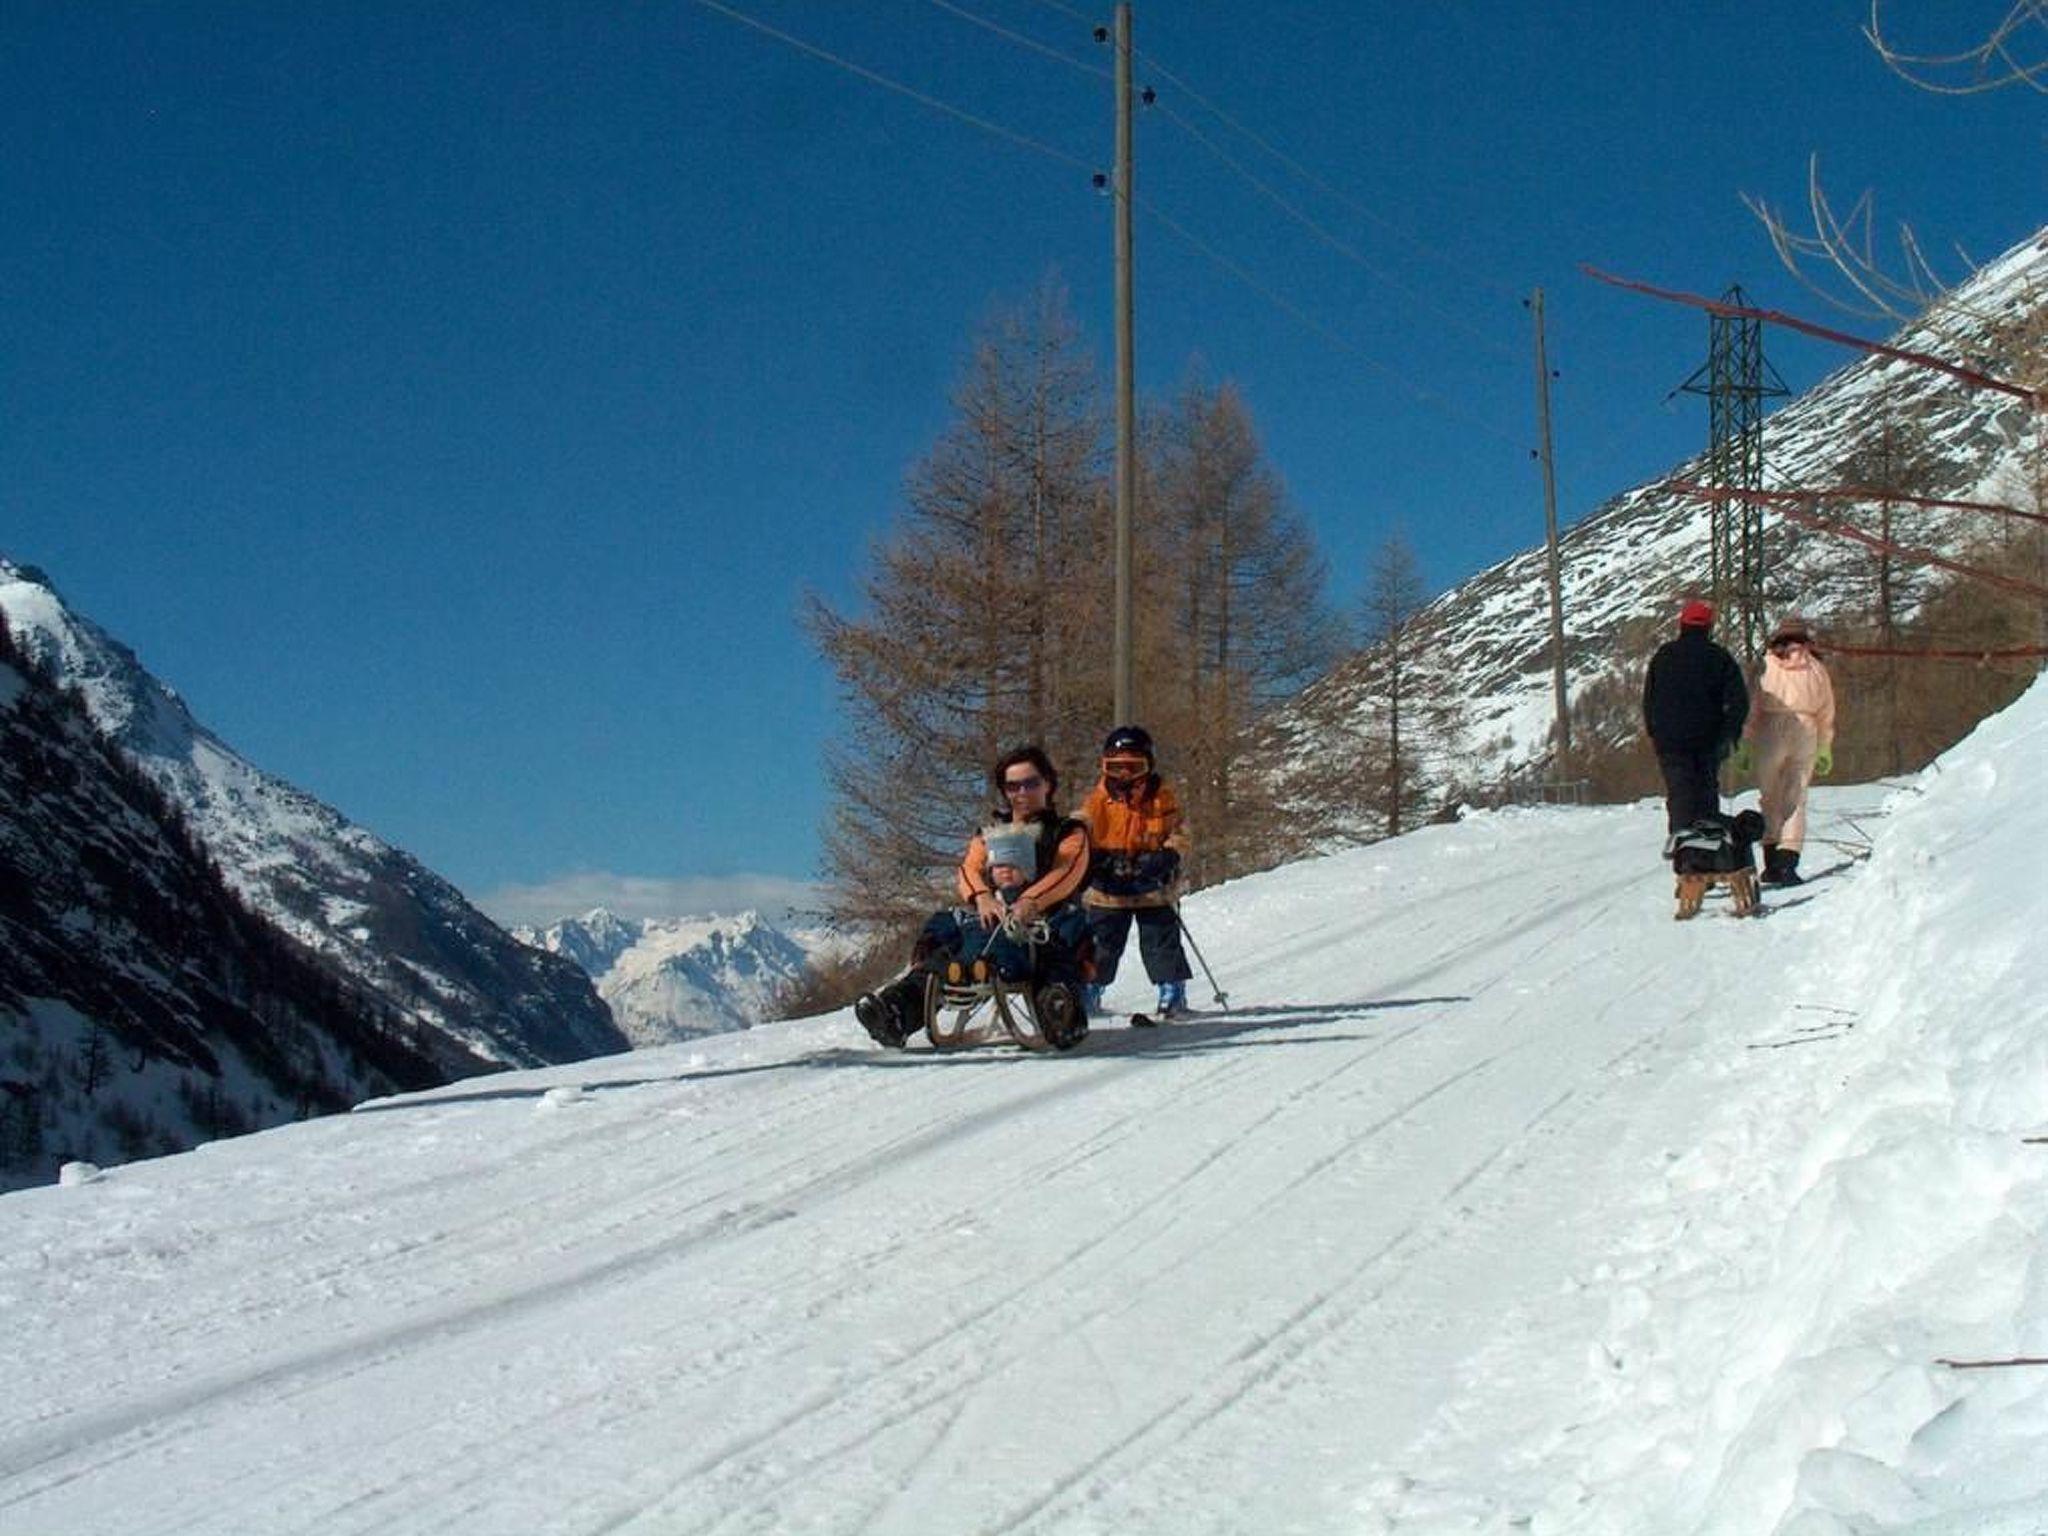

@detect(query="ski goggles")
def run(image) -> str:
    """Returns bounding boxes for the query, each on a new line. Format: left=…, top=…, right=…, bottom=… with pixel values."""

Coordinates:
left=1102, top=755, right=1150, bottom=780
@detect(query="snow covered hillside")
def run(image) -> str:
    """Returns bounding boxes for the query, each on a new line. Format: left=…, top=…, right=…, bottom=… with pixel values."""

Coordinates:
left=7, top=677, right=2048, bottom=1533
left=1288, top=226, right=2048, bottom=790
left=0, top=558, right=624, bottom=1070
left=0, top=624, right=452, bottom=1191
left=516, top=907, right=854, bottom=1044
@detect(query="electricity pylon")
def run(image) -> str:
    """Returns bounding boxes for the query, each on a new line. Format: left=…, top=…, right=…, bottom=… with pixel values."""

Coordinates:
left=1678, top=285, right=1790, bottom=660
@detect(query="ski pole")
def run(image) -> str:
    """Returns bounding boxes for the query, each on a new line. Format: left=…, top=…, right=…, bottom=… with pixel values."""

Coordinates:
left=1170, top=904, right=1229, bottom=1008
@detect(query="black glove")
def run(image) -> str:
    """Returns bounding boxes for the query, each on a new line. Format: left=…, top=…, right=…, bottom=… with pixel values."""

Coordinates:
left=1090, top=854, right=1141, bottom=894
left=1134, top=849, right=1180, bottom=887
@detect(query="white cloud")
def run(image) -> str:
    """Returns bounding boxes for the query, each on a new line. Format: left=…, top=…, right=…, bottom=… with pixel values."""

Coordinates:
left=473, top=871, right=825, bottom=928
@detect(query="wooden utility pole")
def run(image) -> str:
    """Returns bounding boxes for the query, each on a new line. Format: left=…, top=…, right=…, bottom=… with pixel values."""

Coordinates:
left=1531, top=288, right=1570, bottom=766
left=1111, top=1, right=1137, bottom=723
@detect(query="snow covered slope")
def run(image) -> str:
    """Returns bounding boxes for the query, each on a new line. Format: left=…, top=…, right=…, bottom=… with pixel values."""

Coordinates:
left=1290, top=226, right=2048, bottom=790
left=6, top=677, right=2047, bottom=1532
left=0, top=558, right=625, bottom=1070
left=515, top=907, right=831, bottom=1044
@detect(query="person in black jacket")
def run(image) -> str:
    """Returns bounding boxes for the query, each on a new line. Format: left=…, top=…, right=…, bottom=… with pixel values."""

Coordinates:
left=1642, top=598, right=1749, bottom=839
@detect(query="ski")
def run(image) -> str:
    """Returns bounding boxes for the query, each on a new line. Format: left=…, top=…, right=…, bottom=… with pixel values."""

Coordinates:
left=1127, top=1010, right=1195, bottom=1028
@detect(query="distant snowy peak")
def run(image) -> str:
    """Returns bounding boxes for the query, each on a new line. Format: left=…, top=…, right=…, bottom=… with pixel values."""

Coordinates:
left=0, top=558, right=625, bottom=1070
left=528, top=907, right=644, bottom=976
left=517, top=908, right=831, bottom=1046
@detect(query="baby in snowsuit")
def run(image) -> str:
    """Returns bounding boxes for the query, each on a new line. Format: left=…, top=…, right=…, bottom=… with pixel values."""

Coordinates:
left=1740, top=614, right=1836, bottom=887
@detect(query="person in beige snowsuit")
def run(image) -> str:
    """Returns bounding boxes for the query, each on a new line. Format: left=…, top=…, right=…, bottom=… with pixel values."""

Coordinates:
left=1738, top=614, right=1836, bottom=886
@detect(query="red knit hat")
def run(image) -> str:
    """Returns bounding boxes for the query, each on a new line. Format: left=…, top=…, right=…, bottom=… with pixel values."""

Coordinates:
left=1678, top=598, right=1714, bottom=629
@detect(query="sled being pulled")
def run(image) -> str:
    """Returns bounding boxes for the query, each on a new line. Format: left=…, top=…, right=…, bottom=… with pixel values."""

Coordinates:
left=1670, top=809, right=1766, bottom=920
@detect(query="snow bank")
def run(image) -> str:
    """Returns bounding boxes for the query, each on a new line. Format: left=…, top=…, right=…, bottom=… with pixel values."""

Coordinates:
left=1469, top=680, right=2048, bottom=1534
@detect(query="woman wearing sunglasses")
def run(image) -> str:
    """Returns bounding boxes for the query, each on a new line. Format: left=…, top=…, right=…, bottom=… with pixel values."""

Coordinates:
left=1737, top=615, right=1838, bottom=887
left=854, top=744, right=1093, bottom=1050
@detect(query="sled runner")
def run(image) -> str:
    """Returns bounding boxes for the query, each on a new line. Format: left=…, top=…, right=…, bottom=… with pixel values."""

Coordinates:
left=921, top=964, right=1058, bottom=1052
left=919, top=908, right=1087, bottom=1054
left=1670, top=810, right=1765, bottom=920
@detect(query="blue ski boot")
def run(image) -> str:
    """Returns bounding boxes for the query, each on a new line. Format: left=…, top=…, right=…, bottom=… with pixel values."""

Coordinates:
left=1156, top=981, right=1190, bottom=1019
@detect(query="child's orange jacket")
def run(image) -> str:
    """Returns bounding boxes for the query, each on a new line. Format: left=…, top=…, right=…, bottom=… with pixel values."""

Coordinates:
left=1080, top=776, right=1190, bottom=911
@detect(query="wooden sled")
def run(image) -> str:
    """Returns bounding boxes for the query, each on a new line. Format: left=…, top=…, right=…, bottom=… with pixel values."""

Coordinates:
left=921, top=966, right=1059, bottom=1053
left=1674, top=866, right=1759, bottom=920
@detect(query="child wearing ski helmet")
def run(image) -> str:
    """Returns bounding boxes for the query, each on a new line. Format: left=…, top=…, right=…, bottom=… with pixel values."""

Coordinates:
left=854, top=744, right=1093, bottom=1051
left=1738, top=614, right=1836, bottom=886
left=1080, top=725, right=1194, bottom=1019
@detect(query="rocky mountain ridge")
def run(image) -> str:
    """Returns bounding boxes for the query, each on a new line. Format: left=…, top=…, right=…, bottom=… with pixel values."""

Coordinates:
left=0, top=616, right=460, bottom=1188
left=0, top=560, right=627, bottom=1074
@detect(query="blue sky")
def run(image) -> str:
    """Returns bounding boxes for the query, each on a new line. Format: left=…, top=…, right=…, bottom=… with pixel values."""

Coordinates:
left=3, top=1, right=2039, bottom=923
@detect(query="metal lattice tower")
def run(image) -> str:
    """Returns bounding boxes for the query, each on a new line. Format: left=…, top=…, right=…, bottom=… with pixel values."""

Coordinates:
left=1678, top=286, right=1790, bottom=660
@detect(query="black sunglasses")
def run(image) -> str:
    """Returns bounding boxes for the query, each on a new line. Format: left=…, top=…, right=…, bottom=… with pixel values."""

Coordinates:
left=1002, top=774, right=1046, bottom=794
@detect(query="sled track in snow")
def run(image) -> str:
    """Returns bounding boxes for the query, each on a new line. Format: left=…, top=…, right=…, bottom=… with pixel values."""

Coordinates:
left=641, top=856, right=1700, bottom=1533
left=978, top=1013, right=1693, bottom=1536
left=0, top=1048, right=1159, bottom=1504
left=578, top=1014, right=1460, bottom=1534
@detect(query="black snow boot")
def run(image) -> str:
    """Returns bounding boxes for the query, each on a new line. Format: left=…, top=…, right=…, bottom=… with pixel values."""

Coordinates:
left=855, top=976, right=922, bottom=1048
left=1760, top=846, right=1803, bottom=887
left=1034, top=982, right=1089, bottom=1052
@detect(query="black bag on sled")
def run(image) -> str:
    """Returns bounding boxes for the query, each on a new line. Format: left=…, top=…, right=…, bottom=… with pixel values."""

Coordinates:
left=1671, top=809, right=1766, bottom=875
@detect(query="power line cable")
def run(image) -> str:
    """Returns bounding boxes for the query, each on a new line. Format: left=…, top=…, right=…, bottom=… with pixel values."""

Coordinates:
left=1129, top=45, right=1528, bottom=308
left=1022, top=1, right=1528, bottom=316
left=937, top=0, right=1531, bottom=442
left=1149, top=98, right=1521, bottom=364
left=922, top=0, right=1109, bottom=80
left=1027, top=0, right=1096, bottom=26
left=693, top=0, right=1528, bottom=457
left=1136, top=195, right=1529, bottom=455
left=689, top=0, right=1094, bottom=174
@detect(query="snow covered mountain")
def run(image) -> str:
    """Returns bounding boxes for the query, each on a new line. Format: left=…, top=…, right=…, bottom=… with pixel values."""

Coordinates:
left=8, top=669, right=2048, bottom=1532
left=0, top=558, right=626, bottom=1072
left=516, top=907, right=850, bottom=1045
left=0, top=615, right=456, bottom=1189
left=1288, top=226, right=2048, bottom=795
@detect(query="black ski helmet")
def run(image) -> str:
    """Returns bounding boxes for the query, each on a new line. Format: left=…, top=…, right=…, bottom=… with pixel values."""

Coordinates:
left=1101, top=724, right=1154, bottom=762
